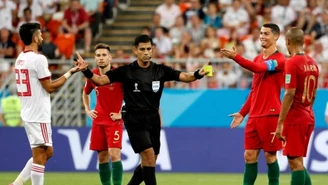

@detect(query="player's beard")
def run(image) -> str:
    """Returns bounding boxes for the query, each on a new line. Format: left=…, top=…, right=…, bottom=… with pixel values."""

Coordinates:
left=37, top=41, right=43, bottom=52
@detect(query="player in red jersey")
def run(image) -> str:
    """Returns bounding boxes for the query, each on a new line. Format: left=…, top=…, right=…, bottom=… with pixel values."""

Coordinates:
left=220, top=23, right=286, bottom=185
left=82, top=43, right=124, bottom=185
left=275, top=27, right=319, bottom=185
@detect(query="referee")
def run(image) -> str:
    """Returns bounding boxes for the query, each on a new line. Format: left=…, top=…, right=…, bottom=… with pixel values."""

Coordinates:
left=76, top=35, right=209, bottom=185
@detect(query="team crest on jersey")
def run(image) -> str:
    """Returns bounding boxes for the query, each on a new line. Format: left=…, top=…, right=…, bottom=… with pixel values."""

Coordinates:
left=152, top=81, right=160, bottom=93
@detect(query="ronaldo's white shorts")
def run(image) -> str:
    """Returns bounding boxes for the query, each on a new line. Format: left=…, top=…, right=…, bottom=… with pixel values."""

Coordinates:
left=24, top=122, right=53, bottom=148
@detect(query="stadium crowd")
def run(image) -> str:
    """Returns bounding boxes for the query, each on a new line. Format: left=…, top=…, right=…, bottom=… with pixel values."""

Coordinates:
left=0, top=0, right=328, bottom=89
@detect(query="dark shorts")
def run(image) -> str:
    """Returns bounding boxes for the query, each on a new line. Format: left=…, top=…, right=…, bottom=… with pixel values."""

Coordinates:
left=122, top=110, right=161, bottom=155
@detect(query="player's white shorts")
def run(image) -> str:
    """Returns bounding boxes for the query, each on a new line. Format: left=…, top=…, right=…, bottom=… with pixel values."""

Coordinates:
left=24, top=122, right=53, bottom=148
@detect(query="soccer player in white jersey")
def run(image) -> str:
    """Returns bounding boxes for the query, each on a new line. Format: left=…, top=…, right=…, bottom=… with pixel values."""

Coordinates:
left=10, top=22, right=80, bottom=185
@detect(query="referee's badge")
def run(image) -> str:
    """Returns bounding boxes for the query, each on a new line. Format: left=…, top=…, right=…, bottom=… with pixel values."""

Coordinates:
left=152, top=81, right=160, bottom=93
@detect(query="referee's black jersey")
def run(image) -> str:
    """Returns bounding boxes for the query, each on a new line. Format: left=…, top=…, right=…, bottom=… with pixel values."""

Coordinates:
left=105, top=60, right=181, bottom=112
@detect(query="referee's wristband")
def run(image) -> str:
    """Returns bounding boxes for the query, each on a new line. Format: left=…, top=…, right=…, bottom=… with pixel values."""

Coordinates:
left=82, top=68, right=94, bottom=79
left=193, top=69, right=204, bottom=79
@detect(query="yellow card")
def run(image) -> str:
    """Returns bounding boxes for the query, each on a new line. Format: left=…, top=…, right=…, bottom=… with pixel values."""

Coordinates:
left=204, top=65, right=213, bottom=76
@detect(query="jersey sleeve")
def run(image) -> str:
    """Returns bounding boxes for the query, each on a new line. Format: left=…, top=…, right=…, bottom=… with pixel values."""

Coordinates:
left=239, top=88, right=252, bottom=117
left=36, top=55, right=51, bottom=80
left=325, top=102, right=328, bottom=116
left=234, top=54, right=285, bottom=73
left=83, top=79, right=94, bottom=95
left=105, top=65, right=127, bottom=83
left=162, top=64, right=181, bottom=81
left=284, top=58, right=297, bottom=89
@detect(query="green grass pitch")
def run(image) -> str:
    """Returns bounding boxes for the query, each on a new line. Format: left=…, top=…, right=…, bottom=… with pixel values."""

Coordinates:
left=0, top=172, right=328, bottom=185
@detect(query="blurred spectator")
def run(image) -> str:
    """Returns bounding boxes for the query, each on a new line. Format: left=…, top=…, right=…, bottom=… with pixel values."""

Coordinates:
left=276, top=28, right=289, bottom=56
left=150, top=13, right=161, bottom=38
left=62, top=0, right=92, bottom=52
left=103, top=0, right=115, bottom=24
left=178, top=0, right=191, bottom=14
left=114, top=47, right=130, bottom=59
left=153, top=27, right=173, bottom=57
left=0, top=58, right=10, bottom=87
left=42, top=0, right=59, bottom=21
left=204, top=3, right=222, bottom=29
left=271, top=0, right=297, bottom=31
left=219, top=0, right=232, bottom=12
left=311, top=0, right=327, bottom=23
left=155, top=0, right=181, bottom=29
left=169, top=15, right=187, bottom=44
left=235, top=42, right=247, bottom=59
left=17, top=7, right=39, bottom=31
left=242, top=27, right=261, bottom=60
left=222, top=0, right=250, bottom=38
left=290, top=0, right=307, bottom=12
left=0, top=0, right=16, bottom=31
left=216, top=62, right=239, bottom=88
left=0, top=83, right=22, bottom=127
left=200, top=26, right=220, bottom=58
left=296, top=0, right=317, bottom=34
left=183, top=0, right=206, bottom=26
left=257, top=5, right=272, bottom=27
left=187, top=14, right=206, bottom=45
left=141, top=26, right=151, bottom=36
left=80, top=0, right=103, bottom=38
left=224, top=29, right=239, bottom=49
left=41, top=28, right=60, bottom=59
left=53, top=32, right=75, bottom=59
left=309, top=40, right=328, bottom=62
left=311, top=11, right=328, bottom=40
left=173, top=31, right=193, bottom=59
left=18, top=0, right=43, bottom=20
left=0, top=28, right=15, bottom=58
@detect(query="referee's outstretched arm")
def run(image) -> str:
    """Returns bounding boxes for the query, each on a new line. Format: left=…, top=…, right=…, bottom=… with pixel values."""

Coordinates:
left=76, top=52, right=111, bottom=86
left=179, top=63, right=210, bottom=82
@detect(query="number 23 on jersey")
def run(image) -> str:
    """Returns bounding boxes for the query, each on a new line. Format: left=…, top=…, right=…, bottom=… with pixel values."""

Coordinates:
left=15, top=69, right=31, bottom=96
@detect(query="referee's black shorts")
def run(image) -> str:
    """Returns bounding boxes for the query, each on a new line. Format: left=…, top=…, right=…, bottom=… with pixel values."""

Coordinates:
left=122, top=110, right=161, bottom=155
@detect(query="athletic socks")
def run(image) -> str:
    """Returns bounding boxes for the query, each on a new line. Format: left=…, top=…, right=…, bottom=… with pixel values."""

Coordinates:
left=267, top=160, right=280, bottom=185
left=142, top=166, right=156, bottom=185
left=112, top=161, right=123, bottom=185
left=31, top=163, right=45, bottom=185
left=304, top=168, right=312, bottom=185
left=13, top=157, right=33, bottom=185
left=243, top=162, right=258, bottom=185
left=127, top=164, right=143, bottom=185
left=99, top=162, right=111, bottom=185
left=291, top=170, right=305, bottom=185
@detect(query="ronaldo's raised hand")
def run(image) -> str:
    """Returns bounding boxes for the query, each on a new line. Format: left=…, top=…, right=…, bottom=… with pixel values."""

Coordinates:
left=229, top=112, right=244, bottom=128
left=220, top=46, right=237, bottom=59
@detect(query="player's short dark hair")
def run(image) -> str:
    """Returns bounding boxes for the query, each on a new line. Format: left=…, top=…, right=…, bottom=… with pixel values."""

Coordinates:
left=94, top=43, right=111, bottom=53
left=134, top=35, right=153, bottom=47
left=262, top=23, right=280, bottom=36
left=19, top=22, right=41, bottom=45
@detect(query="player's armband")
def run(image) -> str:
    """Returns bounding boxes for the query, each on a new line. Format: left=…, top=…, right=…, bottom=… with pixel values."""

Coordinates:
left=264, top=59, right=278, bottom=71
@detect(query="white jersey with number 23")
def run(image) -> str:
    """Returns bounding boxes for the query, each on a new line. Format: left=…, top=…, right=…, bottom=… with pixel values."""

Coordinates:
left=15, top=51, right=52, bottom=123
